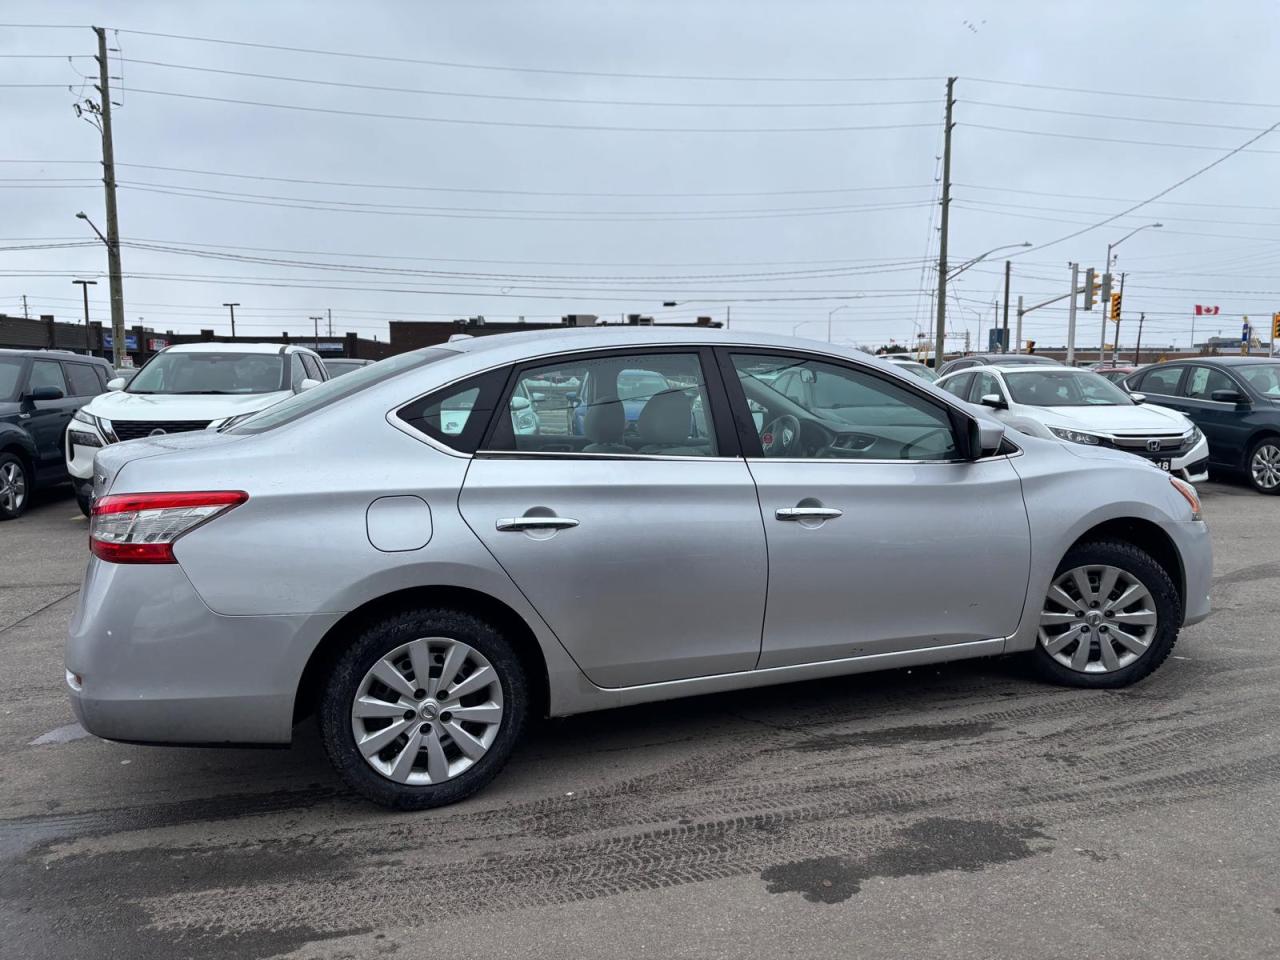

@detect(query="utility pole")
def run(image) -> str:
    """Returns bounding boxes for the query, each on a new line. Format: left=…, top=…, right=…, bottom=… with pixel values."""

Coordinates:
left=72, top=279, right=97, bottom=354
left=1015, top=295, right=1024, bottom=355
left=1096, top=270, right=1112, bottom=365
left=933, top=77, right=956, bottom=370
left=310, top=315, right=323, bottom=340
left=1134, top=313, right=1145, bottom=364
left=93, top=26, right=126, bottom=367
left=223, top=302, right=239, bottom=337
left=21, top=295, right=29, bottom=319
left=1066, top=262, right=1079, bottom=365
left=725, top=305, right=731, bottom=329
left=327, top=307, right=333, bottom=337
left=1000, top=260, right=1011, bottom=353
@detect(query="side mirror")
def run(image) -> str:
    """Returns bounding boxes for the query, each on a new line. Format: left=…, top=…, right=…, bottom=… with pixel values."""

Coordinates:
left=979, top=393, right=1008, bottom=411
left=298, top=378, right=322, bottom=392
left=1129, top=392, right=1146, bottom=404
left=1211, top=389, right=1247, bottom=405
left=106, top=377, right=126, bottom=391
left=25, top=385, right=64, bottom=402
left=966, top=416, right=1007, bottom=460
left=510, top=395, right=531, bottom=412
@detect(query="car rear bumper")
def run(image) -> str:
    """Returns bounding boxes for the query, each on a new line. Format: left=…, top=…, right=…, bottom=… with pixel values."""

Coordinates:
left=66, top=558, right=339, bottom=745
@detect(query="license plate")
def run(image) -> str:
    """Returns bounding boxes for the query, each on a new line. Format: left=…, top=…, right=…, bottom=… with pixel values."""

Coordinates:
left=1158, top=459, right=1171, bottom=471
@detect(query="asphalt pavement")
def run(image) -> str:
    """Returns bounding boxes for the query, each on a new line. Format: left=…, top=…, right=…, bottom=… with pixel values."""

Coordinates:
left=1, top=479, right=1277, bottom=959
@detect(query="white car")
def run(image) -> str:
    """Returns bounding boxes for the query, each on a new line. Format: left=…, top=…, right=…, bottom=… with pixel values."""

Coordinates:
left=936, top=364, right=1209, bottom=482
left=66, top=342, right=328, bottom=514
left=880, top=354, right=939, bottom=382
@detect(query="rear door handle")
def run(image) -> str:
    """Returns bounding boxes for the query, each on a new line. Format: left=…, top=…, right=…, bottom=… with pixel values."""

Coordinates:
left=775, top=507, right=843, bottom=521
left=496, top=516, right=580, bottom=532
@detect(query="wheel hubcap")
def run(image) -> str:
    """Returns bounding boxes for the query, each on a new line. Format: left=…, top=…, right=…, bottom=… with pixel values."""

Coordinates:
left=1251, top=444, right=1280, bottom=489
left=350, top=636, right=503, bottom=785
left=0, top=462, right=26, bottom=512
left=1039, top=564, right=1157, bottom=673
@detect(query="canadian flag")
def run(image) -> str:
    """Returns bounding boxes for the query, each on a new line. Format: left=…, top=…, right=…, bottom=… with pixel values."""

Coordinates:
left=1195, top=305, right=1221, bottom=316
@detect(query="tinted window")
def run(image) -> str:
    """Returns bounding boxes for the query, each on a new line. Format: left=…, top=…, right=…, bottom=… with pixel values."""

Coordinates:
left=1183, top=366, right=1237, bottom=400
left=399, top=368, right=510, bottom=453
left=130, top=352, right=286, bottom=395
left=63, top=362, right=103, bottom=397
left=1136, top=365, right=1184, bottom=396
left=1237, top=363, right=1280, bottom=398
left=486, top=352, right=718, bottom=457
left=233, top=348, right=456, bottom=434
left=1005, top=370, right=1132, bottom=407
left=289, top=354, right=308, bottom=389
left=939, top=372, right=973, bottom=399
left=27, top=359, right=67, bottom=395
left=0, top=358, right=23, bottom=402
left=300, top=353, right=325, bottom=382
left=731, top=353, right=958, bottom=461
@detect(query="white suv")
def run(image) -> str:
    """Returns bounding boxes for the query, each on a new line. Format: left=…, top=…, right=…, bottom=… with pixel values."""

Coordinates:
left=66, top=342, right=328, bottom=514
left=936, top=364, right=1209, bottom=482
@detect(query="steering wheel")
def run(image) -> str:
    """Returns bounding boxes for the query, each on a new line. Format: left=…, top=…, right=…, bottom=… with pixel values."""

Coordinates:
left=760, top=414, right=803, bottom=457
left=900, top=426, right=952, bottom=460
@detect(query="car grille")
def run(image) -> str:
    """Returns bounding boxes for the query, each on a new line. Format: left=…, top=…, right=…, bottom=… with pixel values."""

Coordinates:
left=109, top=419, right=213, bottom=442
left=1106, top=433, right=1188, bottom=460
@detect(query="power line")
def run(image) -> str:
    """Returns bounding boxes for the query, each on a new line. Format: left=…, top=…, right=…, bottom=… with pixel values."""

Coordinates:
left=117, top=29, right=944, bottom=84
left=963, top=99, right=1268, bottom=133
left=965, top=122, right=1280, bottom=155
left=124, top=87, right=942, bottom=134
left=118, top=58, right=939, bottom=109
left=957, top=182, right=1280, bottom=212
left=965, top=76, right=1280, bottom=111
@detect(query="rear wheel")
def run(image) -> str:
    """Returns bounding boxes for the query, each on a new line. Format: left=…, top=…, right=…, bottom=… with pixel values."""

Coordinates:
left=1246, top=437, right=1280, bottom=494
left=0, top=452, right=29, bottom=521
left=319, top=608, right=528, bottom=809
left=1030, top=540, right=1181, bottom=689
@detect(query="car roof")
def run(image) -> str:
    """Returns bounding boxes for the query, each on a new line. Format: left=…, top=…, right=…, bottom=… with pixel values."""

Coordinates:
left=1158, top=356, right=1278, bottom=366
left=0, top=348, right=109, bottom=363
left=980, top=364, right=1082, bottom=374
left=163, top=341, right=301, bottom=355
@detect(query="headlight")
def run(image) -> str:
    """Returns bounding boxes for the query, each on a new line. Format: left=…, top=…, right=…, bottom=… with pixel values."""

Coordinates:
left=73, top=408, right=97, bottom=427
left=1049, top=426, right=1102, bottom=445
left=1183, top=424, right=1203, bottom=445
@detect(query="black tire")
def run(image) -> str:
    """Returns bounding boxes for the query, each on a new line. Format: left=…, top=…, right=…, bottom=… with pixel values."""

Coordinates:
left=1029, top=539, right=1181, bottom=689
left=0, top=451, right=30, bottom=521
left=1244, top=435, right=1280, bottom=495
left=75, top=483, right=93, bottom=518
left=319, top=608, right=528, bottom=810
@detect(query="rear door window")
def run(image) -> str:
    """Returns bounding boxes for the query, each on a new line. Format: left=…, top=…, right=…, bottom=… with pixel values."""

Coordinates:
left=1182, top=366, right=1236, bottom=400
left=968, top=371, right=1004, bottom=404
left=939, top=372, right=974, bottom=399
left=1136, top=365, right=1184, bottom=396
left=27, top=359, right=67, bottom=396
left=300, top=353, right=325, bottom=381
left=397, top=367, right=510, bottom=454
left=63, top=362, right=103, bottom=397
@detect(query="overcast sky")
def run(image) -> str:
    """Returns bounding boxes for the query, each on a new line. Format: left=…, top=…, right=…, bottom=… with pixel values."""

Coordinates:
left=3, top=0, right=1278, bottom=351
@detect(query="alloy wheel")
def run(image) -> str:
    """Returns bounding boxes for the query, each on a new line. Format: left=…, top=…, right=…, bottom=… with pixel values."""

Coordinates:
left=1038, top=564, right=1158, bottom=673
left=350, top=636, right=504, bottom=785
left=1250, top=443, right=1280, bottom=490
left=0, top=461, right=26, bottom=513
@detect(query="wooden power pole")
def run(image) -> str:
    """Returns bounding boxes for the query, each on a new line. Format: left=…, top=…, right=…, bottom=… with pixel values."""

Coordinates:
left=93, top=26, right=126, bottom=366
left=933, top=77, right=956, bottom=370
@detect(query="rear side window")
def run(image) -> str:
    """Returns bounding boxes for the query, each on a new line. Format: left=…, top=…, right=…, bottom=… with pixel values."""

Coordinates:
left=1136, top=366, right=1183, bottom=395
left=289, top=354, right=308, bottom=389
left=63, top=362, right=103, bottom=397
left=300, top=353, right=325, bottom=381
left=939, top=372, right=973, bottom=399
left=397, top=367, right=510, bottom=454
left=1182, top=366, right=1235, bottom=400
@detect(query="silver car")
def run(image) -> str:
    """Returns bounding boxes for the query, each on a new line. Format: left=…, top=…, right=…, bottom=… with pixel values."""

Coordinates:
left=68, top=329, right=1212, bottom=808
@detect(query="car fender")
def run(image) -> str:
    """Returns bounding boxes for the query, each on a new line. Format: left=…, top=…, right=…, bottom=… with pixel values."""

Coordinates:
left=0, top=421, right=38, bottom=462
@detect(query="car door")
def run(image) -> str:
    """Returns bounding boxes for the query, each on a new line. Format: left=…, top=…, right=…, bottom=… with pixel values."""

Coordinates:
left=23, top=359, right=72, bottom=472
left=1178, top=365, right=1250, bottom=466
left=722, top=349, right=1031, bottom=669
left=1132, top=365, right=1187, bottom=411
left=968, top=370, right=1008, bottom=412
left=938, top=371, right=974, bottom=400
left=458, top=347, right=768, bottom=688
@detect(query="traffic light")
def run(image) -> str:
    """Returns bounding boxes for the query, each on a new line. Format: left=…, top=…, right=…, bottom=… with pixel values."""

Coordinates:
left=1273, top=312, right=1280, bottom=340
left=1110, top=292, right=1123, bottom=321
left=1026, top=340, right=1036, bottom=353
left=1083, top=268, right=1098, bottom=310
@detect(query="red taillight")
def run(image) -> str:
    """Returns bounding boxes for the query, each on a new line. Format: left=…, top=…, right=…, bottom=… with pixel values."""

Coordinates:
left=90, top=491, right=248, bottom=564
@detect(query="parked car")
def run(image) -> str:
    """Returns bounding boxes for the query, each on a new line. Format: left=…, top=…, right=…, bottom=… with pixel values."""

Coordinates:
left=880, top=355, right=939, bottom=382
left=323, top=358, right=374, bottom=378
left=937, top=353, right=1057, bottom=377
left=1123, top=357, right=1280, bottom=494
left=69, top=329, right=1210, bottom=809
left=937, top=364, right=1209, bottom=482
left=66, top=342, right=329, bottom=515
left=1096, top=366, right=1140, bottom=385
left=0, top=349, right=112, bottom=519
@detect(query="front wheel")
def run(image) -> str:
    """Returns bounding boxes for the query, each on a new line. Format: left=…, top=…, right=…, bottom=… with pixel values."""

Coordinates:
left=1246, top=437, right=1280, bottom=494
left=319, top=608, right=528, bottom=809
left=1030, top=540, right=1181, bottom=689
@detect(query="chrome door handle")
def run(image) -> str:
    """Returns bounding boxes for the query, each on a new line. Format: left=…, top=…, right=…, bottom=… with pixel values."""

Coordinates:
left=495, top=516, right=580, bottom=532
left=775, top=506, right=843, bottom=521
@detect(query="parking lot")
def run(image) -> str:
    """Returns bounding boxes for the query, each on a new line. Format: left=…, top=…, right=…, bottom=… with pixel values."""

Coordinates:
left=1, top=479, right=1277, bottom=960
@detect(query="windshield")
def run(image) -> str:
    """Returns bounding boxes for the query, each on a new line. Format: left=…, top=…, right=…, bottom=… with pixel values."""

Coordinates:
left=0, top=358, right=22, bottom=402
left=1005, top=369, right=1133, bottom=407
left=1238, top=363, right=1280, bottom=397
left=616, top=372, right=670, bottom=401
left=229, top=347, right=456, bottom=433
left=128, top=352, right=286, bottom=395
left=899, top=362, right=937, bottom=382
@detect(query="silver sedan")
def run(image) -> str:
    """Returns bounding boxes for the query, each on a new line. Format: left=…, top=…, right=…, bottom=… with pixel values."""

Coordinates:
left=68, top=328, right=1212, bottom=808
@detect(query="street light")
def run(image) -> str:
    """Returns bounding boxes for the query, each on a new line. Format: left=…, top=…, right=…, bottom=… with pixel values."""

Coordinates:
left=827, top=304, right=849, bottom=342
left=75, top=211, right=125, bottom=366
left=935, top=242, right=1030, bottom=366
left=792, top=320, right=821, bottom=337
left=1100, top=222, right=1162, bottom=362
left=946, top=241, right=1031, bottom=281
left=71, top=278, right=97, bottom=354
